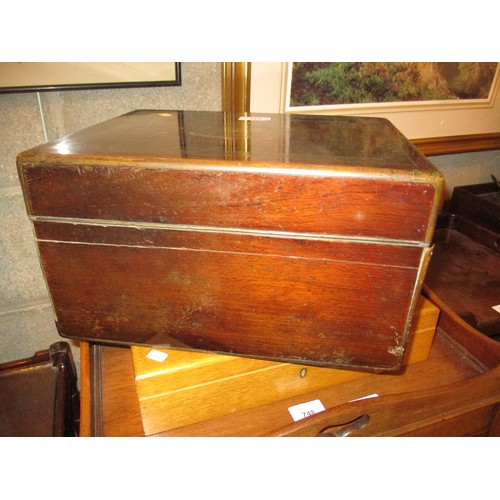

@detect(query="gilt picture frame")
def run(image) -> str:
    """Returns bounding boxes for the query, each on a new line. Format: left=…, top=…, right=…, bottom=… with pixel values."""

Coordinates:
left=248, top=62, right=500, bottom=154
left=286, top=62, right=499, bottom=113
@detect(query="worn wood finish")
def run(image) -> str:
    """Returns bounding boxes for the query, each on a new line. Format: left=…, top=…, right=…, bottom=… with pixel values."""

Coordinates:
left=160, top=331, right=486, bottom=437
left=23, top=166, right=436, bottom=241
left=80, top=309, right=500, bottom=436
left=423, top=286, right=500, bottom=370
left=266, top=364, right=500, bottom=437
left=17, top=110, right=444, bottom=371
left=34, top=235, right=425, bottom=370
left=266, top=298, right=500, bottom=437
left=131, top=296, right=438, bottom=435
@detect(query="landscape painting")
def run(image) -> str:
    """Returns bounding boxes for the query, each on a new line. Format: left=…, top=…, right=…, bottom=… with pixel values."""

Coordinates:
left=289, top=62, right=499, bottom=108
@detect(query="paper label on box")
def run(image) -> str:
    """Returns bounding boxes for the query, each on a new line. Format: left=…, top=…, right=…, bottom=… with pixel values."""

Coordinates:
left=146, top=349, right=169, bottom=362
left=492, top=305, right=500, bottom=314
left=239, top=116, right=271, bottom=121
left=288, top=399, right=326, bottom=422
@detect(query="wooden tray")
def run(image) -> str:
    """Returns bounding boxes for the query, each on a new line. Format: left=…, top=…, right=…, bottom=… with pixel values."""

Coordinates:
left=80, top=294, right=500, bottom=437
left=130, top=296, right=438, bottom=435
left=424, top=214, right=500, bottom=339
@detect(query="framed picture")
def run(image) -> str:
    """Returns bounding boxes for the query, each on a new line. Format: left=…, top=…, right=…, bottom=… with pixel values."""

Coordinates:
left=248, top=62, right=500, bottom=154
left=0, top=62, right=181, bottom=93
left=286, top=62, right=498, bottom=111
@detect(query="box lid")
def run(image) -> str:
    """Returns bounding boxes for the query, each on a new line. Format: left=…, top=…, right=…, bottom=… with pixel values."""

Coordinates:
left=20, top=110, right=441, bottom=177
left=18, top=110, right=444, bottom=243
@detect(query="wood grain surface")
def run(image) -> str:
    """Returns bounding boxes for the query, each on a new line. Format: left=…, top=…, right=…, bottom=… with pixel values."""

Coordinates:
left=18, top=110, right=444, bottom=371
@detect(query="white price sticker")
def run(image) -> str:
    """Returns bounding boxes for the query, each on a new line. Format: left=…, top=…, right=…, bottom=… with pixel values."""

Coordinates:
left=492, top=304, right=500, bottom=314
left=238, top=116, right=271, bottom=121
left=288, top=399, right=326, bottom=422
left=146, top=349, right=169, bottom=363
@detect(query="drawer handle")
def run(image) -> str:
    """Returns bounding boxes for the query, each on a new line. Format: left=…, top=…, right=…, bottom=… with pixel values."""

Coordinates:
left=319, top=414, right=370, bottom=437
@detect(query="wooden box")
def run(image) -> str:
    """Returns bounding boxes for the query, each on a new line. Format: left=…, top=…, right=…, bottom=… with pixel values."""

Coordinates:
left=131, top=296, right=439, bottom=435
left=17, top=110, right=444, bottom=371
left=448, top=181, right=500, bottom=233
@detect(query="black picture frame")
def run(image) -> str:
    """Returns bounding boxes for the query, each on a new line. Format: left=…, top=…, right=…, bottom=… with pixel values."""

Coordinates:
left=0, top=62, right=181, bottom=93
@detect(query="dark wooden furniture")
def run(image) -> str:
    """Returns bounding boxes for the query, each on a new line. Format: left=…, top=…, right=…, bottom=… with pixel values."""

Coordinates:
left=425, top=181, right=500, bottom=340
left=79, top=294, right=499, bottom=437
left=0, top=342, right=80, bottom=437
left=448, top=181, right=499, bottom=233
left=425, top=214, right=500, bottom=340
left=17, top=110, right=443, bottom=372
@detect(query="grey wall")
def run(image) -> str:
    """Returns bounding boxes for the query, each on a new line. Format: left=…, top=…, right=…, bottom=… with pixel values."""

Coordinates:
left=429, top=149, right=500, bottom=199
left=0, top=62, right=222, bottom=376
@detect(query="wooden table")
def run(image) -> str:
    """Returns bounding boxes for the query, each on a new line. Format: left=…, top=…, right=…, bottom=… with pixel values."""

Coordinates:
left=79, top=292, right=500, bottom=437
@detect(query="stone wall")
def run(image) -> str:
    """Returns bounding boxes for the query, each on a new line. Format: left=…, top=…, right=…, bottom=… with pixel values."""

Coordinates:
left=0, top=63, right=222, bottom=379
